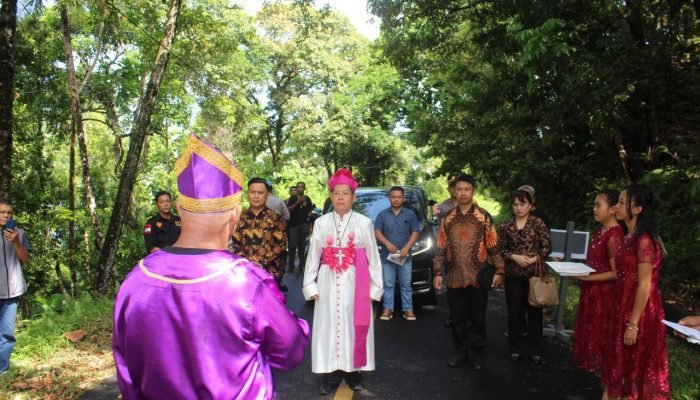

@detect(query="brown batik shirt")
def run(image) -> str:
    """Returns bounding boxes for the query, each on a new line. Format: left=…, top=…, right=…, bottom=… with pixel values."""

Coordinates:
left=229, top=206, right=288, bottom=279
left=497, top=215, right=552, bottom=278
left=433, top=202, right=505, bottom=288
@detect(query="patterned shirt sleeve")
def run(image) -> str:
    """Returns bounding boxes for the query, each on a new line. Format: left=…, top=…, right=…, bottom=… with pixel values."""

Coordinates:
left=272, top=212, right=288, bottom=271
left=497, top=221, right=513, bottom=261
left=534, top=217, right=552, bottom=261
left=484, top=213, right=505, bottom=273
left=433, top=217, right=448, bottom=277
left=229, top=222, right=244, bottom=255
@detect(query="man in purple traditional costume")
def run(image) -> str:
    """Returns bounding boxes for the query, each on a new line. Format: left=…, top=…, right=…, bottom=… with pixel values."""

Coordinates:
left=113, top=134, right=310, bottom=400
left=302, top=169, right=383, bottom=395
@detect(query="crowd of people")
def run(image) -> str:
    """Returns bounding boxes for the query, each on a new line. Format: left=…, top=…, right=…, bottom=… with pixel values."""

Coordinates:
left=0, top=133, right=692, bottom=400
left=96, top=133, right=691, bottom=399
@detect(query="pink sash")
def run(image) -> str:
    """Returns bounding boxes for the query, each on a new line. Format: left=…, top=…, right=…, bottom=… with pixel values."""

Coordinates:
left=352, top=248, right=370, bottom=369
left=320, top=246, right=371, bottom=369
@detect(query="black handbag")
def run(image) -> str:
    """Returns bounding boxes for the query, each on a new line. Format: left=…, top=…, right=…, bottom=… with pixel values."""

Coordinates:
left=477, top=264, right=496, bottom=290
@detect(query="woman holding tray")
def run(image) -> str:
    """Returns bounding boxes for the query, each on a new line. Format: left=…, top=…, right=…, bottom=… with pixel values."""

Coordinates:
left=498, top=189, right=551, bottom=365
left=571, top=190, right=624, bottom=381
left=601, top=184, right=669, bottom=400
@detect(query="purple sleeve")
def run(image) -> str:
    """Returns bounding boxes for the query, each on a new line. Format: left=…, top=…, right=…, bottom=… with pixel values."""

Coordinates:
left=113, top=294, right=141, bottom=400
left=251, top=278, right=310, bottom=370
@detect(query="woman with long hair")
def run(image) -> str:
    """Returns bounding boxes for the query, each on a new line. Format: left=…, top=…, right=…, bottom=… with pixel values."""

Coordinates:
left=602, top=184, right=670, bottom=399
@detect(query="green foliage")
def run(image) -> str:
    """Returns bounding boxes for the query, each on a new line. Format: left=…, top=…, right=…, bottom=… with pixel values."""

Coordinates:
left=638, top=168, right=700, bottom=296
left=370, top=0, right=700, bottom=289
left=13, top=295, right=114, bottom=361
left=667, top=338, right=700, bottom=400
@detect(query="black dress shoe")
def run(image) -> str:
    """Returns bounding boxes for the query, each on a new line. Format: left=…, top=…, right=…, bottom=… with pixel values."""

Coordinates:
left=447, top=354, right=469, bottom=368
left=348, top=382, right=363, bottom=391
left=510, top=353, right=521, bottom=362
left=444, top=319, right=454, bottom=328
left=278, top=282, right=288, bottom=292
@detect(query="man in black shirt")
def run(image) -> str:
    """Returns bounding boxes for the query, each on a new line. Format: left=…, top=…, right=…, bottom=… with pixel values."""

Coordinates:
left=286, top=182, right=315, bottom=273
left=144, top=191, right=181, bottom=254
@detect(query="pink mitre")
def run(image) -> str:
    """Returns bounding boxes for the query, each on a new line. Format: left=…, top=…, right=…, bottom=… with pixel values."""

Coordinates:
left=328, top=168, right=358, bottom=191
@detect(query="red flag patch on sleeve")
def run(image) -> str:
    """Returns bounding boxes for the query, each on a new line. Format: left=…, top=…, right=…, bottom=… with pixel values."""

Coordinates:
left=144, top=224, right=152, bottom=234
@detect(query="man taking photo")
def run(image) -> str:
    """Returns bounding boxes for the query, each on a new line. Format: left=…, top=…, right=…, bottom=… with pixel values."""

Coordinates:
left=0, top=197, right=30, bottom=375
left=286, top=181, right=315, bottom=274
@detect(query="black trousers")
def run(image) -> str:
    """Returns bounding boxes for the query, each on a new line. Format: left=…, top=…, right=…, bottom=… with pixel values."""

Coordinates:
left=505, top=276, right=543, bottom=356
left=446, top=286, right=489, bottom=355
left=288, top=224, right=308, bottom=271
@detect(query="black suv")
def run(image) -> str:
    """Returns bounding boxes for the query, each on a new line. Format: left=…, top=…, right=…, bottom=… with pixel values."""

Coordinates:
left=330, top=187, right=438, bottom=305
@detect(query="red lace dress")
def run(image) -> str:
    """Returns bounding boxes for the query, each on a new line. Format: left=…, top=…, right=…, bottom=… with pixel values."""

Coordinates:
left=602, top=234, right=670, bottom=399
left=572, top=225, right=623, bottom=372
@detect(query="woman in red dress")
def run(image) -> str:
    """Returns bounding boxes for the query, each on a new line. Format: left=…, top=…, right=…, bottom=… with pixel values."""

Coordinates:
left=602, top=184, right=670, bottom=400
left=572, top=189, right=624, bottom=375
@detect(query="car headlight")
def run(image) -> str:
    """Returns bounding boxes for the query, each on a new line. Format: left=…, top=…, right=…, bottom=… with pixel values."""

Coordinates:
left=411, top=236, right=433, bottom=256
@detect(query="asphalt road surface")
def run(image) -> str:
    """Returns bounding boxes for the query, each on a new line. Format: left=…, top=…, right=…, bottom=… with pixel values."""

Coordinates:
left=81, top=271, right=602, bottom=400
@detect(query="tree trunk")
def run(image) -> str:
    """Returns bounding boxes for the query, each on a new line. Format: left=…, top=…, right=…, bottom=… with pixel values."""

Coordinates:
left=0, top=0, right=17, bottom=194
left=54, top=259, right=70, bottom=298
left=98, top=92, right=124, bottom=175
left=67, top=123, right=77, bottom=297
left=60, top=4, right=104, bottom=249
left=96, top=0, right=182, bottom=295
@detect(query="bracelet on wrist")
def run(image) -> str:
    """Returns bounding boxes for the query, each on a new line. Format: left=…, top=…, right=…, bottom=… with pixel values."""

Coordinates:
left=626, top=323, right=638, bottom=332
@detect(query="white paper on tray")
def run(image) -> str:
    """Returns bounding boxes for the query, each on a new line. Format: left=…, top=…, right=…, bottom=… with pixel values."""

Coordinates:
left=545, top=261, right=596, bottom=277
left=662, top=320, right=700, bottom=344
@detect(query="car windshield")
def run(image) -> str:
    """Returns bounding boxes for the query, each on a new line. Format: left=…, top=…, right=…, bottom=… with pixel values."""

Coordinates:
left=341, top=189, right=427, bottom=224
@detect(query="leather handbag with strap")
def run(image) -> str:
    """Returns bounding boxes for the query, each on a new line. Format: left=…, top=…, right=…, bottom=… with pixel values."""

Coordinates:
left=528, top=260, right=559, bottom=307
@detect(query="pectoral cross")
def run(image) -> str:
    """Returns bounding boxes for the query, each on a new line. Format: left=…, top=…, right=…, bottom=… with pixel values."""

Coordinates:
left=335, top=250, right=345, bottom=264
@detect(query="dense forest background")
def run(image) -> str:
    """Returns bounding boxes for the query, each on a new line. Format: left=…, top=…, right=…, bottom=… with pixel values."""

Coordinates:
left=0, top=0, right=698, bottom=315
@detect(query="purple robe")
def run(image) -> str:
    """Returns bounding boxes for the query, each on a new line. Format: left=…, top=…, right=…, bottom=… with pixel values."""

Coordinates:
left=113, top=248, right=309, bottom=399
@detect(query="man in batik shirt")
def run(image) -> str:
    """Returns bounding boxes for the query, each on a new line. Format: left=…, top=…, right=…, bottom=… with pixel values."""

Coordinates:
left=433, top=174, right=505, bottom=372
left=230, top=177, right=289, bottom=291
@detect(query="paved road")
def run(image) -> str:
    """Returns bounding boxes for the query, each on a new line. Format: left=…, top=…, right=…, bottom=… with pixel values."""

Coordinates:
left=81, top=271, right=602, bottom=400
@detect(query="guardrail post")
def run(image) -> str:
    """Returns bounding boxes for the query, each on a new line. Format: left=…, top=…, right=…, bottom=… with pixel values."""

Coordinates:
left=554, top=221, right=575, bottom=334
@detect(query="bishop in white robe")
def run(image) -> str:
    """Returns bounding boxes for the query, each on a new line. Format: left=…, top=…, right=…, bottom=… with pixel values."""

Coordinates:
left=302, top=168, right=383, bottom=393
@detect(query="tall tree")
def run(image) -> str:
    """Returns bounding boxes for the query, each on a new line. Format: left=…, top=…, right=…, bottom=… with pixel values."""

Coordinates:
left=254, top=1, right=365, bottom=167
left=60, top=3, right=105, bottom=249
left=0, top=0, right=17, bottom=193
left=369, top=0, right=700, bottom=224
left=96, top=0, right=182, bottom=294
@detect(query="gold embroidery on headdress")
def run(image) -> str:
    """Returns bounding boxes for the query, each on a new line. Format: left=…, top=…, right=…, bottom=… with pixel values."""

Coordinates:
left=178, top=192, right=242, bottom=213
left=174, top=135, right=244, bottom=187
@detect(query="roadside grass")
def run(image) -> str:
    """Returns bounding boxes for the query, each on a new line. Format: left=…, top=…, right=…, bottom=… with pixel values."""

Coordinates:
left=668, top=338, right=700, bottom=400
left=0, top=295, right=115, bottom=400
